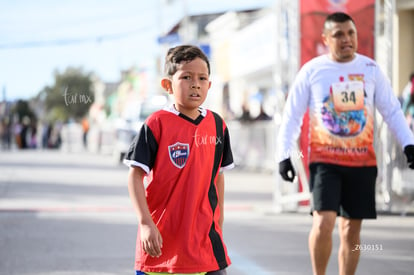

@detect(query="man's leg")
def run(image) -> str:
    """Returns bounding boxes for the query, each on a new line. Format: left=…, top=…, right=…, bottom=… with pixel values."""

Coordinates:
left=309, top=210, right=337, bottom=275
left=338, top=217, right=362, bottom=275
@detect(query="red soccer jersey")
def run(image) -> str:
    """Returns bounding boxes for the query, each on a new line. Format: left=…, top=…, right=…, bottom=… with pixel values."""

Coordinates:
left=124, top=106, right=234, bottom=273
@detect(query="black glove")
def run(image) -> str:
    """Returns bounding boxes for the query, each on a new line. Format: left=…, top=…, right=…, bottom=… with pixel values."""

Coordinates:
left=404, top=145, right=414, bottom=169
left=279, top=158, right=296, bottom=182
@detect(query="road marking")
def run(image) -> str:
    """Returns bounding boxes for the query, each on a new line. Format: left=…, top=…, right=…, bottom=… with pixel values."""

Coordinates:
left=227, top=248, right=273, bottom=275
left=0, top=204, right=255, bottom=213
left=0, top=206, right=134, bottom=213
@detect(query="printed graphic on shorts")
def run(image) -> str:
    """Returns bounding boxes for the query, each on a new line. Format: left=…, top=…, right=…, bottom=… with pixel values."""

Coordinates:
left=310, top=74, right=376, bottom=165
left=168, top=142, right=190, bottom=169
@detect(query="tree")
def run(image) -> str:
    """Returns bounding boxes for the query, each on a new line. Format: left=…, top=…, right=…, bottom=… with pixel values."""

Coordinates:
left=41, top=67, right=94, bottom=122
left=12, top=99, right=36, bottom=123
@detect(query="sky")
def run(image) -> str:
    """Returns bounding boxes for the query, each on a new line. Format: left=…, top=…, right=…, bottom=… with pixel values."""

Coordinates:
left=0, top=0, right=275, bottom=101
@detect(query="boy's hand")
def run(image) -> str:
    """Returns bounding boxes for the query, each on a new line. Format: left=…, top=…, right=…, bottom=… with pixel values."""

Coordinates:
left=404, top=145, right=414, bottom=169
left=279, top=158, right=296, bottom=182
left=140, top=221, right=163, bottom=258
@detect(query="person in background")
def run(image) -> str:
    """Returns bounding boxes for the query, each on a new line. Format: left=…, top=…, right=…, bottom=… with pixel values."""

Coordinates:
left=81, top=117, right=89, bottom=149
left=402, top=72, right=414, bottom=131
left=20, top=116, right=30, bottom=149
left=239, top=103, right=252, bottom=122
left=29, top=120, right=37, bottom=148
left=124, top=45, right=234, bottom=275
left=277, top=12, right=414, bottom=275
left=255, top=104, right=272, bottom=121
left=0, top=117, right=11, bottom=150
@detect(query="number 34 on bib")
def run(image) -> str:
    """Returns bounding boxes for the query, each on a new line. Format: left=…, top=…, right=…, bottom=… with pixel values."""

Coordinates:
left=331, top=81, right=365, bottom=112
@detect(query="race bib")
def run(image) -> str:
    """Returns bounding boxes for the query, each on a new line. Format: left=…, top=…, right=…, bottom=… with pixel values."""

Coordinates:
left=331, top=81, right=364, bottom=112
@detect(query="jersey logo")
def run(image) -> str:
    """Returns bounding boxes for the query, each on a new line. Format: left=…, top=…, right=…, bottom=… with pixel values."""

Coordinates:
left=168, top=142, right=190, bottom=169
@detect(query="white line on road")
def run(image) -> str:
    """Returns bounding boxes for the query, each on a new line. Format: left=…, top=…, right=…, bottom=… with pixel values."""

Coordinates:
left=227, top=249, right=273, bottom=275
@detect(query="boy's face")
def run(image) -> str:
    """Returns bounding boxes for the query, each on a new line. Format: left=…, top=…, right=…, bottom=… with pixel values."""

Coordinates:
left=322, top=20, right=358, bottom=63
left=162, top=57, right=211, bottom=118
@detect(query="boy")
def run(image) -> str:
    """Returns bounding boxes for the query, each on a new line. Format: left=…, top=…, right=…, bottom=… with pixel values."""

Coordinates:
left=124, top=45, right=234, bottom=275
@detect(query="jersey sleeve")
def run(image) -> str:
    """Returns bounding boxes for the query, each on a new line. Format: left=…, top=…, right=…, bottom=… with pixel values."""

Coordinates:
left=220, top=125, right=235, bottom=172
left=123, top=123, right=158, bottom=174
left=374, top=66, right=414, bottom=148
left=276, top=64, right=311, bottom=161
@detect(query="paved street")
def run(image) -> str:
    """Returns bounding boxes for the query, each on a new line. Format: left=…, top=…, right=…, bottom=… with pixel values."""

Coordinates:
left=0, top=150, right=413, bottom=274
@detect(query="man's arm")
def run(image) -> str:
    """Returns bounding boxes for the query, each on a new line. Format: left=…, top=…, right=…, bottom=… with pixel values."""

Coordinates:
left=128, top=167, right=163, bottom=257
left=374, top=65, right=414, bottom=149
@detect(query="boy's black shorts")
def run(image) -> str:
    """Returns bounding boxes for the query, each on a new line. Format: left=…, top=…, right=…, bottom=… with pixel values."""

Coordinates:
left=309, top=163, right=378, bottom=219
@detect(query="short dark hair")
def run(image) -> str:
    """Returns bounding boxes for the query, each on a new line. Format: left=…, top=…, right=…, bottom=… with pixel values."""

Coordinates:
left=164, top=45, right=210, bottom=77
left=324, top=12, right=355, bottom=31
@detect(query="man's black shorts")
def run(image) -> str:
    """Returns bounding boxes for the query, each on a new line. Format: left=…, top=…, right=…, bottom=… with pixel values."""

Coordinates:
left=309, top=163, right=378, bottom=219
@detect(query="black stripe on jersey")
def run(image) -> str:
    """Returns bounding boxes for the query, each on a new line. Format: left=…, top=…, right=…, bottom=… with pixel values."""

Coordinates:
left=221, top=127, right=234, bottom=168
left=208, top=222, right=228, bottom=269
left=125, top=123, right=158, bottom=170
left=208, top=112, right=228, bottom=269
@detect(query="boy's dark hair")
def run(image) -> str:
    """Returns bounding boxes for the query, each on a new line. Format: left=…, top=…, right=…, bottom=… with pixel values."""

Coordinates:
left=164, top=45, right=210, bottom=77
left=324, top=12, right=355, bottom=30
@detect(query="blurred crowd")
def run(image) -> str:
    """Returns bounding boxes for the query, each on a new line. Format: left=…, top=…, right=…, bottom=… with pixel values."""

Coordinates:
left=0, top=116, right=62, bottom=150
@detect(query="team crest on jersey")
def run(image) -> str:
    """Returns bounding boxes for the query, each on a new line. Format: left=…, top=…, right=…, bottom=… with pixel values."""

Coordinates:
left=168, top=142, right=190, bottom=169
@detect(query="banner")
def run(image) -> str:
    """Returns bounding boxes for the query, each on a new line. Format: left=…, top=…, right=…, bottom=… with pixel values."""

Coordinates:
left=300, top=0, right=375, bottom=65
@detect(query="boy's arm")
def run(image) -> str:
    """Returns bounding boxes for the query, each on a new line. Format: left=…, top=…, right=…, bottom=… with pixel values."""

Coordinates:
left=216, top=172, right=225, bottom=229
left=128, top=167, right=163, bottom=257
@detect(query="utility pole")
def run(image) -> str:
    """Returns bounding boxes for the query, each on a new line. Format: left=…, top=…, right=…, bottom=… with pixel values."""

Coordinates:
left=2, top=85, right=5, bottom=102
left=181, top=0, right=191, bottom=43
